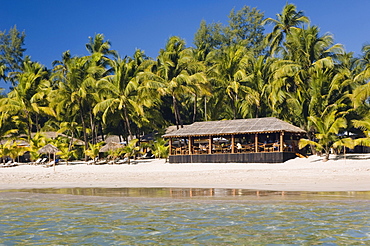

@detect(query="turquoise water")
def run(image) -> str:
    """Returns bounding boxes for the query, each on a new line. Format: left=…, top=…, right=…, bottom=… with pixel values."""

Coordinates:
left=1, top=188, right=370, bottom=245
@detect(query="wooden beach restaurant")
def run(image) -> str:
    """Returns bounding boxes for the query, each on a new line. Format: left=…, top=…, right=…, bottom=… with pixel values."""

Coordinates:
left=163, top=117, right=306, bottom=163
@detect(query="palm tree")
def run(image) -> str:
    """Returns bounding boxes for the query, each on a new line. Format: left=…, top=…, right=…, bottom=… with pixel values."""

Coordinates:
left=120, top=139, right=141, bottom=165
left=94, top=50, right=152, bottom=140
left=299, top=108, right=347, bottom=161
left=352, top=44, right=370, bottom=107
left=85, top=142, right=104, bottom=164
left=28, top=132, right=49, bottom=161
left=150, top=137, right=169, bottom=159
left=50, top=53, right=96, bottom=156
left=264, top=3, right=309, bottom=56
left=4, top=141, right=28, bottom=163
left=0, top=58, right=51, bottom=140
left=141, top=36, right=207, bottom=128
left=206, top=44, right=249, bottom=119
left=268, top=25, right=346, bottom=134
left=241, top=55, right=274, bottom=118
left=86, top=33, right=117, bottom=58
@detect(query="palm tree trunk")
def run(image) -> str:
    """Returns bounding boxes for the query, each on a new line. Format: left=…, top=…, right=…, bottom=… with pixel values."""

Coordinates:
left=123, top=105, right=133, bottom=140
left=193, top=94, right=197, bottom=123
left=26, top=112, right=33, bottom=142
left=172, top=96, right=180, bottom=129
left=79, top=104, right=89, bottom=161
left=89, top=110, right=96, bottom=144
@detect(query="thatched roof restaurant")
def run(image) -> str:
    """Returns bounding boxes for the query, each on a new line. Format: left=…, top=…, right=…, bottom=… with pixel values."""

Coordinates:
left=163, top=117, right=306, bottom=164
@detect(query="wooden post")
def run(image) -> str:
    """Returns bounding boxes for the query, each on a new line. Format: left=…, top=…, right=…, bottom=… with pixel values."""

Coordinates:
left=208, top=136, right=212, bottom=154
left=189, top=136, right=193, bottom=155
left=280, top=132, right=284, bottom=152
left=231, top=135, right=235, bottom=154
left=255, top=133, right=258, bottom=152
left=169, top=138, right=173, bottom=155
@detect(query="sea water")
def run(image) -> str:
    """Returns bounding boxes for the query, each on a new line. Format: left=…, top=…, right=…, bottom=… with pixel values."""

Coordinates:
left=0, top=188, right=369, bottom=245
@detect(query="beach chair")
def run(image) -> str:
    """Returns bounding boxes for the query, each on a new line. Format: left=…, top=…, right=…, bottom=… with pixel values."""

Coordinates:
left=0, top=160, right=12, bottom=168
left=44, top=160, right=55, bottom=168
left=38, top=158, right=48, bottom=165
left=95, top=159, right=107, bottom=165
left=115, top=157, right=129, bottom=164
left=4, top=161, right=18, bottom=167
left=33, top=158, right=42, bottom=165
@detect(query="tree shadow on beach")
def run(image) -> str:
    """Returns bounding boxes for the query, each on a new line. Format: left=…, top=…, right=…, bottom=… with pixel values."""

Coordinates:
left=331, top=154, right=370, bottom=161
left=306, top=153, right=370, bottom=162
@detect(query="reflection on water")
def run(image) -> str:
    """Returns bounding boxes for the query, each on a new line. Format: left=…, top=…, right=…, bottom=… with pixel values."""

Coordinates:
left=0, top=188, right=370, bottom=245
left=2, top=187, right=370, bottom=200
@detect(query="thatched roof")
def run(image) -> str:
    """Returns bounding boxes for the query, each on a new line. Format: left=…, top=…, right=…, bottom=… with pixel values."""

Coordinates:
left=163, top=117, right=306, bottom=138
left=99, top=142, right=124, bottom=152
left=0, top=139, right=29, bottom=146
left=31, top=132, right=85, bottom=145
left=165, top=125, right=190, bottom=135
left=38, top=144, right=60, bottom=154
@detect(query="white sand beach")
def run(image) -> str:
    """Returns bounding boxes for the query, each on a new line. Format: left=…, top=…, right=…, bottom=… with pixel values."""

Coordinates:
left=0, top=154, right=369, bottom=192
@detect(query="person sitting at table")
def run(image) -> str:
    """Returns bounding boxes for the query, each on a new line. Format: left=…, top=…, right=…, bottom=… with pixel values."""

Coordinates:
left=236, top=143, right=242, bottom=152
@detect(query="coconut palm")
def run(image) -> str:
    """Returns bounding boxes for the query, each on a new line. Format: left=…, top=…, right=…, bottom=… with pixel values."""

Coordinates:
left=268, top=25, right=346, bottom=132
left=28, top=132, right=49, bottom=161
left=352, top=44, right=370, bottom=107
left=140, top=36, right=207, bottom=128
left=85, top=142, right=104, bottom=164
left=241, top=55, right=274, bottom=118
left=206, top=44, right=250, bottom=119
left=299, top=108, right=347, bottom=161
left=4, top=141, right=28, bottom=163
left=119, top=139, right=141, bottom=165
left=264, top=3, right=309, bottom=56
left=150, top=137, right=169, bottom=159
left=94, top=50, right=151, bottom=140
left=50, top=53, right=97, bottom=156
left=0, top=58, right=51, bottom=140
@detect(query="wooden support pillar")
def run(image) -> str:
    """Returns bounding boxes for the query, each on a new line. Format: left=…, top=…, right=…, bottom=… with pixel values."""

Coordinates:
left=255, top=133, right=258, bottom=152
left=169, top=138, right=173, bottom=155
left=231, top=135, right=235, bottom=154
left=189, top=136, right=193, bottom=155
left=208, top=136, right=212, bottom=154
left=280, top=132, right=284, bottom=152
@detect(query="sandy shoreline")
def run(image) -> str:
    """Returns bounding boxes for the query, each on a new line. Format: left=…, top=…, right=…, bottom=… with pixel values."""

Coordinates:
left=0, top=154, right=369, bottom=192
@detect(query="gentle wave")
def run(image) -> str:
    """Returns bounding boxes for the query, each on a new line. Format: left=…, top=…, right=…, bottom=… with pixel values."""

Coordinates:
left=0, top=189, right=370, bottom=245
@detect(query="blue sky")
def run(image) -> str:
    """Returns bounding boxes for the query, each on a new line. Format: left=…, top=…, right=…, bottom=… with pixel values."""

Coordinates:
left=1, top=0, right=369, bottom=69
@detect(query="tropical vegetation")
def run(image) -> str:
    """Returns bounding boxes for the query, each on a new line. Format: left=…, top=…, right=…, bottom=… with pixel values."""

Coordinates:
left=1, top=3, right=370, bottom=162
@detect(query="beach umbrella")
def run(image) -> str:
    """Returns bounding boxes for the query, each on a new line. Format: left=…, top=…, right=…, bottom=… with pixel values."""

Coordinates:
left=99, top=142, right=123, bottom=153
left=38, top=144, right=60, bottom=171
left=38, top=143, right=60, bottom=155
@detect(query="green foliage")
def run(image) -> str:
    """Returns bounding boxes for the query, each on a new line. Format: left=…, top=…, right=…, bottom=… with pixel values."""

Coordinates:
left=120, top=139, right=141, bottom=164
left=150, top=138, right=169, bottom=159
left=2, top=3, right=370, bottom=163
left=84, top=142, right=104, bottom=163
left=0, top=26, right=26, bottom=81
left=1, top=140, right=29, bottom=162
left=299, top=108, right=347, bottom=161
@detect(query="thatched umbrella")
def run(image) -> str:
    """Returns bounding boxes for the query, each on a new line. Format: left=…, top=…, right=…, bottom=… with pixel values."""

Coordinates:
left=99, top=142, right=123, bottom=153
left=38, top=144, right=60, bottom=170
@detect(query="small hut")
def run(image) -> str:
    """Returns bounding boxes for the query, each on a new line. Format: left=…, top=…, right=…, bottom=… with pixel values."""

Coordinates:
left=99, top=142, right=124, bottom=153
left=38, top=144, right=60, bottom=161
left=163, top=117, right=306, bottom=163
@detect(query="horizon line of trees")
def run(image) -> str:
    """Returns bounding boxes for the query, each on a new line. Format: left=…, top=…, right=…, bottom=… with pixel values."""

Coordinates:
left=1, top=3, right=370, bottom=161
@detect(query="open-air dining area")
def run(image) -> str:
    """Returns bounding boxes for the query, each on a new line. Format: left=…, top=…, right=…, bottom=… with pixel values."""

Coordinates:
left=163, top=117, right=306, bottom=163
